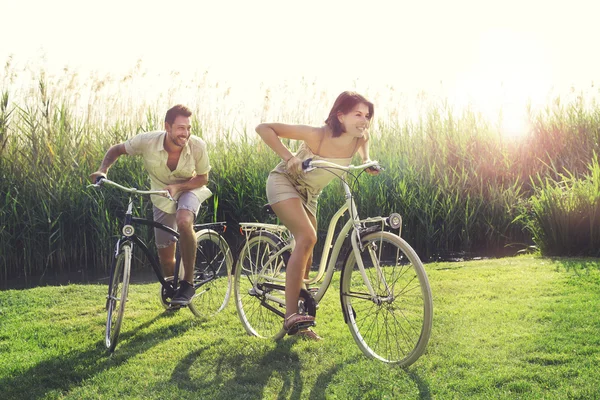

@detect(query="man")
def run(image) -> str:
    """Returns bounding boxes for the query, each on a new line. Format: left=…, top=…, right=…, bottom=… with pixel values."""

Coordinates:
left=90, top=104, right=211, bottom=305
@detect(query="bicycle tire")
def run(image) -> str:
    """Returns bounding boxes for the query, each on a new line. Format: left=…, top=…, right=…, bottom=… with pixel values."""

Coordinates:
left=340, top=231, right=433, bottom=365
left=105, top=243, right=132, bottom=352
left=188, top=230, right=234, bottom=317
left=234, top=231, right=287, bottom=339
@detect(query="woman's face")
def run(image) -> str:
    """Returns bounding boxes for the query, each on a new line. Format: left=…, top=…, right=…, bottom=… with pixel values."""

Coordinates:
left=338, top=102, right=371, bottom=138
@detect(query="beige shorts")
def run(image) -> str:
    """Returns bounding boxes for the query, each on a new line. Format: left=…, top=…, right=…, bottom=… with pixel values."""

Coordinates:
left=266, top=172, right=318, bottom=217
left=152, top=191, right=201, bottom=248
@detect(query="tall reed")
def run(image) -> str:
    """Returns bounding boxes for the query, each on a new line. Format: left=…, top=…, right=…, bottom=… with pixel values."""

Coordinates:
left=1, top=59, right=599, bottom=281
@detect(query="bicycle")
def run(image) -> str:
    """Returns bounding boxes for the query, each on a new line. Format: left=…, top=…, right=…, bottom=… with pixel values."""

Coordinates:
left=233, top=159, right=433, bottom=366
left=90, top=177, right=234, bottom=352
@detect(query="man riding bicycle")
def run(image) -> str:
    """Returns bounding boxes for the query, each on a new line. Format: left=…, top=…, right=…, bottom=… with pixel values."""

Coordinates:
left=90, top=104, right=211, bottom=306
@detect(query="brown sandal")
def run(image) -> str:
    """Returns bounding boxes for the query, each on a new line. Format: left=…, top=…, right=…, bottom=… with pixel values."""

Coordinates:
left=284, top=313, right=315, bottom=335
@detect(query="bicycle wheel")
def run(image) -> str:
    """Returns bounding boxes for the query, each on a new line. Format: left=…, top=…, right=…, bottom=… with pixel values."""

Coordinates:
left=340, top=231, right=433, bottom=365
left=105, top=243, right=132, bottom=352
left=188, top=230, right=234, bottom=317
left=234, top=231, right=287, bottom=339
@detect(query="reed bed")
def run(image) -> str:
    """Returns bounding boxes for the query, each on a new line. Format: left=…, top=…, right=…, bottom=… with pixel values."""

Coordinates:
left=1, top=58, right=599, bottom=281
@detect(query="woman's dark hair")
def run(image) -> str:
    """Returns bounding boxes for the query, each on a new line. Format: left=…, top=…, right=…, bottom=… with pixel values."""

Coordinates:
left=165, top=104, right=192, bottom=126
left=324, top=91, right=374, bottom=137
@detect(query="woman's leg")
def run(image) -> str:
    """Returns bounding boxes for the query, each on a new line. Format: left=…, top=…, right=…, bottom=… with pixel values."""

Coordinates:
left=271, top=198, right=317, bottom=319
left=304, top=212, right=317, bottom=281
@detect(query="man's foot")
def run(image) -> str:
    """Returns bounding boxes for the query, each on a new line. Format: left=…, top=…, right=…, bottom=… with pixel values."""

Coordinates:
left=170, top=280, right=195, bottom=306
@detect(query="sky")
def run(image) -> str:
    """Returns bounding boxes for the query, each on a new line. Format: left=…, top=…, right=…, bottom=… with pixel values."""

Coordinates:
left=2, top=0, right=600, bottom=135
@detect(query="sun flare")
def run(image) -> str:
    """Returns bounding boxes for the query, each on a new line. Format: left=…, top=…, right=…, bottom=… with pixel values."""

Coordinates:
left=451, top=28, right=552, bottom=138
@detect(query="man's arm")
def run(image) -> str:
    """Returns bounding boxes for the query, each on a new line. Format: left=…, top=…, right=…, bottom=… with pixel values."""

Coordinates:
left=89, top=143, right=128, bottom=182
left=165, top=173, right=209, bottom=198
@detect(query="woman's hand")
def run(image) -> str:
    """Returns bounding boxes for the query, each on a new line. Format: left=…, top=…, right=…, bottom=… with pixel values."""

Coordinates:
left=365, top=166, right=381, bottom=176
left=363, top=159, right=381, bottom=176
left=285, top=156, right=303, bottom=177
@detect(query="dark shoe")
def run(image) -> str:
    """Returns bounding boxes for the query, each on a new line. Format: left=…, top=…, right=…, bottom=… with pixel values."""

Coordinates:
left=170, top=281, right=195, bottom=305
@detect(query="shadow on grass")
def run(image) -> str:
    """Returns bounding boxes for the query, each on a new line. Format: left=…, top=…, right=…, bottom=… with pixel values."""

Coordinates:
left=170, top=339, right=305, bottom=399
left=170, top=337, right=431, bottom=399
left=551, top=257, right=600, bottom=275
left=406, top=370, right=432, bottom=400
left=1, top=311, right=195, bottom=400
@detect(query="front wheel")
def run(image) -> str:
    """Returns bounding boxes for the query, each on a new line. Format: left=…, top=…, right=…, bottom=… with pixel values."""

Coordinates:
left=105, top=243, right=132, bottom=352
left=340, top=232, right=433, bottom=365
left=188, top=230, right=234, bottom=317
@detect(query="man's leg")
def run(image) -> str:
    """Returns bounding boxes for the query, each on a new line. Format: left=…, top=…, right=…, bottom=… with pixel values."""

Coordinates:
left=153, top=206, right=178, bottom=277
left=157, top=244, right=176, bottom=278
left=176, top=209, right=196, bottom=284
left=170, top=192, right=200, bottom=305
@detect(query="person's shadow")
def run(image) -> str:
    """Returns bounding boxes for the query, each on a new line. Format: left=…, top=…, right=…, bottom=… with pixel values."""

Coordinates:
left=168, top=337, right=432, bottom=399
left=1, top=311, right=197, bottom=400
left=169, top=338, right=304, bottom=399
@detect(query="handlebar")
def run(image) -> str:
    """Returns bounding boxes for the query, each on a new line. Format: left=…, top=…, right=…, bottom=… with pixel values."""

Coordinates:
left=302, top=158, right=383, bottom=173
left=88, top=177, right=174, bottom=201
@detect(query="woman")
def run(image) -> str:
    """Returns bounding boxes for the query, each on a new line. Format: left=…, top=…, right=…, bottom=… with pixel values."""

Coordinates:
left=256, top=91, right=378, bottom=340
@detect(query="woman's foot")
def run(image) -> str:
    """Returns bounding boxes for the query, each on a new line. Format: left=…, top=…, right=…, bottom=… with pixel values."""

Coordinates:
left=284, top=313, right=315, bottom=335
left=295, top=328, right=322, bottom=341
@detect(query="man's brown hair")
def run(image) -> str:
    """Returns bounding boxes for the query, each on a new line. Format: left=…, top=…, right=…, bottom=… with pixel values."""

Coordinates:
left=165, top=104, right=192, bottom=126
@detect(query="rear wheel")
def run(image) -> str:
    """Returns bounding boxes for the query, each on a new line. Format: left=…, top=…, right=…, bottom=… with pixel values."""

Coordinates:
left=105, top=243, right=132, bottom=352
left=340, top=232, right=432, bottom=365
left=188, top=230, right=234, bottom=317
left=234, top=231, right=288, bottom=339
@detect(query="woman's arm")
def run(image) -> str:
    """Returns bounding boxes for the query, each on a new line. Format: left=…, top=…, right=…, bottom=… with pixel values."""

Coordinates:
left=356, top=132, right=380, bottom=175
left=256, top=123, right=318, bottom=162
left=356, top=131, right=371, bottom=163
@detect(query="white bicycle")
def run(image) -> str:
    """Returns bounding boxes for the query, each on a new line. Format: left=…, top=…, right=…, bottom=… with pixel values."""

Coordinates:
left=233, top=159, right=433, bottom=366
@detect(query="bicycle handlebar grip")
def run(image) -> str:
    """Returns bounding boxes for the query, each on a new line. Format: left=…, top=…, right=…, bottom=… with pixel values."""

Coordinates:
left=95, top=176, right=106, bottom=184
left=302, top=158, right=313, bottom=171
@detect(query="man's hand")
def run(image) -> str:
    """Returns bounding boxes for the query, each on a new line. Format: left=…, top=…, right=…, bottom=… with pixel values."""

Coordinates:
left=89, top=171, right=107, bottom=183
left=164, top=184, right=181, bottom=198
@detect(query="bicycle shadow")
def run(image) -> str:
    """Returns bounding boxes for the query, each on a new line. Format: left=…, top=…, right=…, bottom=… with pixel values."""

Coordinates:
left=169, top=338, right=306, bottom=399
left=1, top=311, right=195, bottom=400
left=169, top=337, right=431, bottom=399
left=307, top=357, right=431, bottom=399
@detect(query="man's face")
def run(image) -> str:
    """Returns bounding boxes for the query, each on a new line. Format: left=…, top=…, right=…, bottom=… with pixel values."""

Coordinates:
left=166, top=115, right=191, bottom=148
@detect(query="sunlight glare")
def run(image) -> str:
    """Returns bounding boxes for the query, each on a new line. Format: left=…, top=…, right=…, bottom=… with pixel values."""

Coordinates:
left=451, top=27, right=553, bottom=139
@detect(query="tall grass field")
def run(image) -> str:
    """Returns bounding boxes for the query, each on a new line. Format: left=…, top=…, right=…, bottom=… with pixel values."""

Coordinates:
left=1, top=58, right=600, bottom=282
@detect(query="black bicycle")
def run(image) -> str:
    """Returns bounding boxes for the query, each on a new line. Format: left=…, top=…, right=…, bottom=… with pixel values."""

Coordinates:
left=90, top=177, right=233, bottom=352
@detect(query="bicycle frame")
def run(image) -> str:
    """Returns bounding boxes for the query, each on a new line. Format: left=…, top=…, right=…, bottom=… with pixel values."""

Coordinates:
left=98, top=178, right=228, bottom=294
left=239, top=160, right=394, bottom=307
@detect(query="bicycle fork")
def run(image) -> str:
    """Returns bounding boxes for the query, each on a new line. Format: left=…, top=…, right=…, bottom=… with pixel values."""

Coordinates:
left=350, top=230, right=393, bottom=304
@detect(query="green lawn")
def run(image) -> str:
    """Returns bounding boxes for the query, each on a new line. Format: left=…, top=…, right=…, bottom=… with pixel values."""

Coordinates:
left=1, top=256, right=599, bottom=399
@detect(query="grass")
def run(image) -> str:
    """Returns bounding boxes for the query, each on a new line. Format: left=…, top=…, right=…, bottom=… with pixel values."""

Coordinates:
left=1, top=255, right=599, bottom=399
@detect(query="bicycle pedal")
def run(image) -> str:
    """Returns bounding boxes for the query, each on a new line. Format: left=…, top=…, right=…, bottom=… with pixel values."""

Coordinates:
left=166, top=304, right=183, bottom=312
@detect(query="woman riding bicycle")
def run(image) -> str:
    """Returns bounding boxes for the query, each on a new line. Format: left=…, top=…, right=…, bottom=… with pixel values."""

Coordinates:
left=256, top=91, right=379, bottom=340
